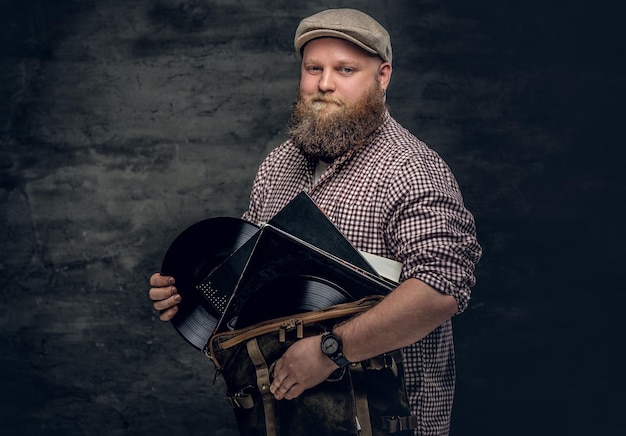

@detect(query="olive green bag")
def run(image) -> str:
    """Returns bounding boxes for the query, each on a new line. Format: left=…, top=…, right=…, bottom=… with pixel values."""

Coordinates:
left=205, top=296, right=417, bottom=436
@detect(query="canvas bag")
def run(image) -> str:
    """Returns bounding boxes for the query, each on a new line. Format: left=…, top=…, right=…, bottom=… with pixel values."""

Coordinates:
left=206, top=296, right=417, bottom=435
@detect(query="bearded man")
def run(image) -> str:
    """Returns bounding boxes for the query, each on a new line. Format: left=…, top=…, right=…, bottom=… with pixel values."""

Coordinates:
left=149, top=9, right=481, bottom=436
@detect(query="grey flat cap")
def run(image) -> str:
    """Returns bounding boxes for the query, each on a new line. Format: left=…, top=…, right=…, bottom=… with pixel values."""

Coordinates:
left=294, top=9, right=392, bottom=63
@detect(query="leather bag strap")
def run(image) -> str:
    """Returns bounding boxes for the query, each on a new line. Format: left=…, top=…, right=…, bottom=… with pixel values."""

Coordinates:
left=350, top=362, right=373, bottom=436
left=246, top=338, right=277, bottom=436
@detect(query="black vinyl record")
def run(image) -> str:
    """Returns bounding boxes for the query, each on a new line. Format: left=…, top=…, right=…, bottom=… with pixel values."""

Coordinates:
left=161, top=217, right=259, bottom=350
left=207, top=224, right=396, bottom=333
left=233, top=275, right=352, bottom=329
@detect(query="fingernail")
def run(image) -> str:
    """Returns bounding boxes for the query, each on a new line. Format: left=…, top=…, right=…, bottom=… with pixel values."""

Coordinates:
left=168, top=277, right=175, bottom=285
left=171, top=286, right=178, bottom=295
left=174, top=294, right=181, bottom=302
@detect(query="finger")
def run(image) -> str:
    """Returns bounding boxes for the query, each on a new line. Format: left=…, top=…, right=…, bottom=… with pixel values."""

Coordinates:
left=149, top=284, right=178, bottom=302
left=271, top=374, right=295, bottom=400
left=270, top=378, right=280, bottom=395
left=152, top=293, right=181, bottom=311
left=283, top=384, right=303, bottom=400
left=269, top=374, right=285, bottom=395
left=158, top=305, right=179, bottom=321
left=274, top=380, right=299, bottom=401
left=272, top=383, right=288, bottom=400
left=150, top=273, right=175, bottom=287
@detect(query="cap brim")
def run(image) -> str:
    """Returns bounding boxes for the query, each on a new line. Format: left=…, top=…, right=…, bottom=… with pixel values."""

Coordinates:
left=295, top=29, right=379, bottom=58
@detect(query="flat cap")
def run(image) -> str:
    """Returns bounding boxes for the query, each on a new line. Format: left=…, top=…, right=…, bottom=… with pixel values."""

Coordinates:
left=294, top=9, right=392, bottom=63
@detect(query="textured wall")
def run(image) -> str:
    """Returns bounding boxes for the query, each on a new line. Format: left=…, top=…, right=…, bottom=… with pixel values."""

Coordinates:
left=1, top=0, right=623, bottom=435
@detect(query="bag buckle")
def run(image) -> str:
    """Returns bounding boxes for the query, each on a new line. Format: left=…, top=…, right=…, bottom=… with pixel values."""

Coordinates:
left=224, top=385, right=256, bottom=409
left=364, top=353, right=398, bottom=377
left=381, top=415, right=418, bottom=433
left=278, top=319, right=304, bottom=342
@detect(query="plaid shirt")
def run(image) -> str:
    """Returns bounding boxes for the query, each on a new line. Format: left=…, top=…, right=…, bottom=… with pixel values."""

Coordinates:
left=242, top=111, right=481, bottom=435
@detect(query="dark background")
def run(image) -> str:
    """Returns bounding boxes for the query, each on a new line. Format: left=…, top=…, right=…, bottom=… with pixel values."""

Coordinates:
left=1, top=0, right=624, bottom=435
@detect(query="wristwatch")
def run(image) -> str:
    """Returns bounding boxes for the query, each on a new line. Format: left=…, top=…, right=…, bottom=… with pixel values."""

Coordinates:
left=320, top=331, right=351, bottom=368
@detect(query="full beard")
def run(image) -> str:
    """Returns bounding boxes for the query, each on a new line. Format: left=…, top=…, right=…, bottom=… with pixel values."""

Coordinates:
left=288, top=84, right=387, bottom=162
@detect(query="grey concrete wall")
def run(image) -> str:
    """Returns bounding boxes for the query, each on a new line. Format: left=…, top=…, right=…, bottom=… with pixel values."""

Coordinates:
left=1, top=0, right=623, bottom=435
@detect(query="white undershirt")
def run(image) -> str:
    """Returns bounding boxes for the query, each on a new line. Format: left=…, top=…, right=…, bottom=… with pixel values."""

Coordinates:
left=314, top=159, right=331, bottom=184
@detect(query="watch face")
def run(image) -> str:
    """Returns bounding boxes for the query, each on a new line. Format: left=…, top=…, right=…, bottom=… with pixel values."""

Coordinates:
left=322, top=336, right=340, bottom=355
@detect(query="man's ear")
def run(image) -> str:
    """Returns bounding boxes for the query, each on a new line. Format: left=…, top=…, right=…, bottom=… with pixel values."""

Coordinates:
left=379, top=62, right=392, bottom=91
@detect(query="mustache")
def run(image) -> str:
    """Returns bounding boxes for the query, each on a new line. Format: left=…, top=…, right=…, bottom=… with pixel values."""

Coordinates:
left=305, top=93, right=345, bottom=107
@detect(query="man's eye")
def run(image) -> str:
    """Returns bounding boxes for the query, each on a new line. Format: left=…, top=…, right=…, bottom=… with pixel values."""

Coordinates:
left=340, top=67, right=354, bottom=74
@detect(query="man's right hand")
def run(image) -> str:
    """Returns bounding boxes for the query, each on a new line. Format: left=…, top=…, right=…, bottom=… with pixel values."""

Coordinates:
left=149, top=273, right=181, bottom=321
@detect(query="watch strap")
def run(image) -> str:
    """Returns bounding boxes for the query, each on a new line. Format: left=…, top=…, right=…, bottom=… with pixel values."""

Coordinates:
left=331, top=353, right=351, bottom=368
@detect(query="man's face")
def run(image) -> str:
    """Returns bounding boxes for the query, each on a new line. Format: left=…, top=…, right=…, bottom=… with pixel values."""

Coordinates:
left=290, top=37, right=392, bottom=161
left=299, top=37, right=390, bottom=113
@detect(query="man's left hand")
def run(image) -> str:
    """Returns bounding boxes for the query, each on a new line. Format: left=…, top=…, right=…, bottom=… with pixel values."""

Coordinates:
left=269, top=335, right=338, bottom=400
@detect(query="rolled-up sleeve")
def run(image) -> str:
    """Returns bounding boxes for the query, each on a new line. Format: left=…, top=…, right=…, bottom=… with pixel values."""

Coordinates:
left=383, top=151, right=481, bottom=313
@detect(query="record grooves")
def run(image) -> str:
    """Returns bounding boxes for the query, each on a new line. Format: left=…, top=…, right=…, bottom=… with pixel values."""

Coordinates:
left=161, top=217, right=259, bottom=350
left=233, top=275, right=352, bottom=329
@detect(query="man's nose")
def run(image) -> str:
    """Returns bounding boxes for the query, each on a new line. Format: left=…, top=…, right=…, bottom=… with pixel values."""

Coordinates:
left=318, top=70, right=335, bottom=92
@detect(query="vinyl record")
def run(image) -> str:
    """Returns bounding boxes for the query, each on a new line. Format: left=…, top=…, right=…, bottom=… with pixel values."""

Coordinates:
left=233, top=275, right=353, bottom=329
left=161, top=217, right=259, bottom=350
